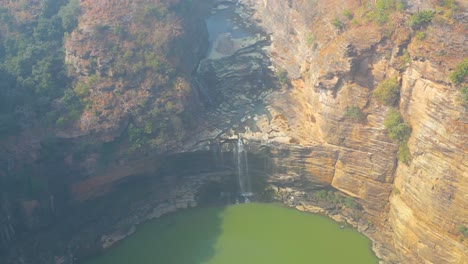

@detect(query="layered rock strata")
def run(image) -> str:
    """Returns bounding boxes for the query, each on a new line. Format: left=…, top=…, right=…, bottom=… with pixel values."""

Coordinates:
left=238, top=0, right=467, bottom=263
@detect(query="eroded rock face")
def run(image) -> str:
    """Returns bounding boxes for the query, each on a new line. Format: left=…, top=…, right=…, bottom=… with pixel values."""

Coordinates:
left=237, top=1, right=398, bottom=212
left=389, top=61, right=468, bottom=263
left=238, top=0, right=467, bottom=263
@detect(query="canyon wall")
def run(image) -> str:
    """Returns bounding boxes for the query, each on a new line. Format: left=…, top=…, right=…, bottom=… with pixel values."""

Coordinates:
left=0, top=0, right=466, bottom=263
left=242, top=0, right=467, bottom=263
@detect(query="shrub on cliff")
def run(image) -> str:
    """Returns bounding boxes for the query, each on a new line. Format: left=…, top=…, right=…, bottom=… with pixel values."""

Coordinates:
left=343, top=9, right=353, bottom=20
left=414, top=31, right=426, bottom=40
left=450, top=59, right=468, bottom=103
left=409, top=10, right=434, bottom=29
left=450, top=59, right=468, bottom=85
left=128, top=123, right=152, bottom=151
left=332, top=18, right=344, bottom=31
left=74, top=81, right=90, bottom=97
left=398, top=142, right=411, bottom=164
left=370, top=0, right=405, bottom=24
left=383, top=109, right=411, bottom=142
left=345, top=105, right=364, bottom=122
left=373, top=77, right=400, bottom=105
left=305, top=33, right=315, bottom=46
left=277, top=68, right=288, bottom=85
left=384, top=109, right=412, bottom=163
left=460, top=86, right=468, bottom=103
left=458, top=225, right=468, bottom=237
left=344, top=197, right=358, bottom=209
left=433, top=0, right=459, bottom=24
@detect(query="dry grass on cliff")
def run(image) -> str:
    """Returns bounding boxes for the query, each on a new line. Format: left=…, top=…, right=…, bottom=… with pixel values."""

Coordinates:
left=63, top=0, right=195, bottom=139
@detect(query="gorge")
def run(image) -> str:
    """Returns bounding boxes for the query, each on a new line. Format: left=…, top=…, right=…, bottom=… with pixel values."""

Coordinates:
left=0, top=0, right=466, bottom=263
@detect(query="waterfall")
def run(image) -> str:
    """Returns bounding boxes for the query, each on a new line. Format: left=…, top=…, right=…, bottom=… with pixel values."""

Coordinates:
left=237, top=137, right=252, bottom=202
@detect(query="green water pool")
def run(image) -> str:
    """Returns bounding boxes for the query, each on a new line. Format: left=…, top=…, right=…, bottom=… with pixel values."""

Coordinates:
left=84, top=203, right=378, bottom=264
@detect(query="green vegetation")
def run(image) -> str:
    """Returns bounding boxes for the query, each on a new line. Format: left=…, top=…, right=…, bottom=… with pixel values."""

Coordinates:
left=398, top=142, right=411, bottom=164
left=113, top=25, right=126, bottom=39
left=409, top=10, right=434, bottom=29
left=344, top=196, right=359, bottom=209
left=384, top=109, right=412, bottom=163
left=460, top=86, right=468, bottom=103
left=277, top=68, right=288, bottom=85
left=369, top=0, right=405, bottom=24
left=314, top=190, right=359, bottom=209
left=433, top=0, right=459, bottom=24
left=441, top=0, right=458, bottom=10
left=0, top=7, right=13, bottom=29
left=332, top=17, right=344, bottom=31
left=98, top=0, right=194, bottom=146
left=415, top=31, right=426, bottom=40
left=54, top=88, right=85, bottom=127
left=305, top=33, right=315, bottom=46
left=345, top=105, right=364, bottom=122
left=398, top=49, right=411, bottom=70
left=74, top=80, right=91, bottom=97
left=128, top=123, right=153, bottom=151
left=343, top=9, right=353, bottom=20
left=373, top=77, right=400, bottom=105
left=94, top=24, right=110, bottom=35
left=457, top=225, right=468, bottom=237
left=256, top=186, right=281, bottom=202
left=143, top=3, right=169, bottom=20
left=450, top=59, right=468, bottom=103
left=0, top=0, right=81, bottom=137
left=57, top=0, right=81, bottom=32
left=450, top=59, right=468, bottom=85
left=384, top=109, right=411, bottom=141
left=392, top=186, right=400, bottom=195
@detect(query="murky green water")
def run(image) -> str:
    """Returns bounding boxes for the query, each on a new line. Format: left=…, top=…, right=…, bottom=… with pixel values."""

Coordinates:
left=84, top=203, right=378, bottom=264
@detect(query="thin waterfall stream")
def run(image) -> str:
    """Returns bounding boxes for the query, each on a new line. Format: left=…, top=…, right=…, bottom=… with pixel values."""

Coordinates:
left=236, top=137, right=252, bottom=202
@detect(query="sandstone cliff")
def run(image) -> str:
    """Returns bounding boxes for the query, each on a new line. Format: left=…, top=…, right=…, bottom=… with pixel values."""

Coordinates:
left=241, top=0, right=467, bottom=262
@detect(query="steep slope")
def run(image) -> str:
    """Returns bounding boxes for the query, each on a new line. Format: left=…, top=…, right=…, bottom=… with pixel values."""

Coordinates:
left=391, top=60, right=467, bottom=263
left=242, top=0, right=467, bottom=262
left=63, top=0, right=202, bottom=140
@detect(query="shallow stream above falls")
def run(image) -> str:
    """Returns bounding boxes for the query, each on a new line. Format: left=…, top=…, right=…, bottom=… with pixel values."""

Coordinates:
left=84, top=203, right=378, bottom=264
left=193, top=0, right=276, bottom=138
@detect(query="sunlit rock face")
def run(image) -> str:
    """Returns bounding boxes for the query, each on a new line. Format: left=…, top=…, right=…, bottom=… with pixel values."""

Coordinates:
left=237, top=0, right=467, bottom=263
left=389, top=61, right=468, bottom=264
